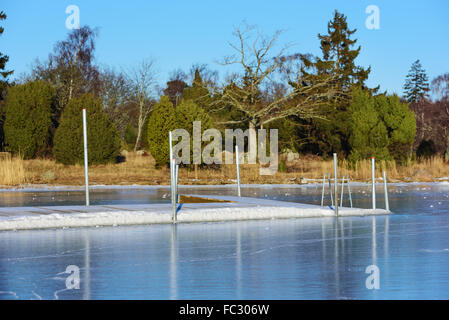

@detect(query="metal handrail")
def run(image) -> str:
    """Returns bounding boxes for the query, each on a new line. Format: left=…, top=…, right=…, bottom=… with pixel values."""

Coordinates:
left=321, top=173, right=334, bottom=207
left=340, top=175, right=353, bottom=208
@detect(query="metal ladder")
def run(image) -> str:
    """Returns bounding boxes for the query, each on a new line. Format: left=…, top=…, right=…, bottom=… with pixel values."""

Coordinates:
left=321, top=173, right=334, bottom=207
left=321, top=173, right=353, bottom=208
left=340, top=175, right=353, bottom=208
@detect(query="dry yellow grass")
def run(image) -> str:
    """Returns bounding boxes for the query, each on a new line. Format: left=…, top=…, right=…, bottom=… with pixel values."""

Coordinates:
left=0, top=152, right=447, bottom=187
left=0, top=156, right=27, bottom=185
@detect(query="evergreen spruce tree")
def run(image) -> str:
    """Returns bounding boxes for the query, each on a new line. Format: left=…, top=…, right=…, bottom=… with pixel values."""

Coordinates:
left=182, top=69, right=213, bottom=112
left=317, top=10, right=371, bottom=91
left=147, top=96, right=177, bottom=166
left=297, top=10, right=375, bottom=157
left=403, top=59, right=430, bottom=102
left=53, top=93, right=121, bottom=165
left=4, top=81, right=55, bottom=158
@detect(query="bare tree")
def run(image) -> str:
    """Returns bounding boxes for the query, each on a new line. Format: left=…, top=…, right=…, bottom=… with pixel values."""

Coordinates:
left=432, top=73, right=449, bottom=102
left=127, top=59, right=157, bottom=151
left=32, top=26, right=100, bottom=114
left=99, top=66, right=132, bottom=138
left=213, top=24, right=339, bottom=130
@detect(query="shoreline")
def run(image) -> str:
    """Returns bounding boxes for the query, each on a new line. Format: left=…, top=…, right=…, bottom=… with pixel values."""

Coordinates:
left=1, top=180, right=448, bottom=192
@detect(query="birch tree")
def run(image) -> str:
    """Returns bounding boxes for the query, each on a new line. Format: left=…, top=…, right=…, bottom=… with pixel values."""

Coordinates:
left=128, top=59, right=157, bottom=151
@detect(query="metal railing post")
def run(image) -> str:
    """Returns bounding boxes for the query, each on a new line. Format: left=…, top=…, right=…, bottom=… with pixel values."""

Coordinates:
left=235, top=145, right=241, bottom=197
left=383, top=171, right=389, bottom=211
left=372, top=157, right=376, bottom=210
left=333, top=153, right=339, bottom=216
left=82, top=109, right=89, bottom=207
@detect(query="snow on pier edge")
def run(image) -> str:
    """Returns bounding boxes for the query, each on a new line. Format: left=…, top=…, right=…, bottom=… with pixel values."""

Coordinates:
left=0, top=195, right=390, bottom=231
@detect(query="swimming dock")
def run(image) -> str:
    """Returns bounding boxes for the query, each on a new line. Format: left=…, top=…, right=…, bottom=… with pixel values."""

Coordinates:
left=0, top=195, right=390, bottom=231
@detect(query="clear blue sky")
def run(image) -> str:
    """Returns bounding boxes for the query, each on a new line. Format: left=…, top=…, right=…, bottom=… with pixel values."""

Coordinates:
left=2, top=0, right=448, bottom=96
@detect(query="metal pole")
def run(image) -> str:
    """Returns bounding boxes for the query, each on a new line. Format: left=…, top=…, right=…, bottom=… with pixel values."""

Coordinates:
left=169, top=131, right=173, bottom=200
left=171, top=159, right=177, bottom=223
left=383, top=171, right=389, bottom=211
left=333, top=153, right=338, bottom=216
left=328, top=177, right=334, bottom=207
left=169, top=132, right=177, bottom=223
left=340, top=175, right=345, bottom=208
left=236, top=145, right=241, bottom=197
left=82, top=109, right=89, bottom=206
left=372, top=157, right=376, bottom=210
left=347, top=178, right=353, bottom=208
left=321, top=174, right=326, bottom=206
left=175, top=164, right=179, bottom=203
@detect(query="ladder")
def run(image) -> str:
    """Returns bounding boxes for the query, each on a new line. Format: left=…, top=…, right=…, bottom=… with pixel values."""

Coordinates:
left=321, top=173, right=353, bottom=208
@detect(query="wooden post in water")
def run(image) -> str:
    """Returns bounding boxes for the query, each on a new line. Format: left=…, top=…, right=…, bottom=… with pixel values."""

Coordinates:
left=333, top=153, right=338, bottom=216
left=372, top=157, right=376, bottom=210
left=82, top=109, right=89, bottom=206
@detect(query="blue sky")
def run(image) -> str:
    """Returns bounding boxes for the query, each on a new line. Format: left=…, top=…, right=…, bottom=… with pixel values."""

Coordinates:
left=2, top=0, right=448, bottom=96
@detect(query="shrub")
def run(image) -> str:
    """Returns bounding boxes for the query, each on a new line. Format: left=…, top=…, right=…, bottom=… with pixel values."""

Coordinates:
left=53, top=93, right=121, bottom=165
left=375, top=94, right=416, bottom=163
left=147, top=96, right=177, bottom=166
left=175, top=99, right=213, bottom=167
left=416, top=139, right=436, bottom=159
left=348, top=89, right=390, bottom=162
left=4, top=80, right=55, bottom=158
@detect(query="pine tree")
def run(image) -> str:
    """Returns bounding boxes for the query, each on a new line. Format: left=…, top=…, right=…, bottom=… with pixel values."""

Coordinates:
left=297, top=10, right=374, bottom=157
left=4, top=81, right=55, bottom=158
left=317, top=10, right=371, bottom=91
left=147, top=96, right=177, bottom=166
left=53, top=93, right=121, bottom=165
left=403, top=59, right=430, bottom=102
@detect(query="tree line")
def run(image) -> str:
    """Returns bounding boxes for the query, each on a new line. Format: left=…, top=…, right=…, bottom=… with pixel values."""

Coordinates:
left=0, top=9, right=448, bottom=167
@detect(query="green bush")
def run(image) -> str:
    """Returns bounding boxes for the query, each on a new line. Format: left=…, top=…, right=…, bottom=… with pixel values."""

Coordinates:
left=147, top=96, right=177, bottom=166
left=348, top=88, right=416, bottom=163
left=348, top=88, right=390, bottom=162
left=175, top=99, right=213, bottom=166
left=53, top=93, right=121, bottom=165
left=4, top=80, right=55, bottom=158
left=375, top=94, right=416, bottom=163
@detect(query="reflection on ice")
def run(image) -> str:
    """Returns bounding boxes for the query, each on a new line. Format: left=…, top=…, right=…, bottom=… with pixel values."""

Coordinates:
left=1, top=184, right=449, bottom=299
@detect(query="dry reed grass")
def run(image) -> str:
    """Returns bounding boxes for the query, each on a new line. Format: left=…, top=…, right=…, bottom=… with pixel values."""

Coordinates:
left=0, top=152, right=447, bottom=187
left=0, top=155, right=27, bottom=185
